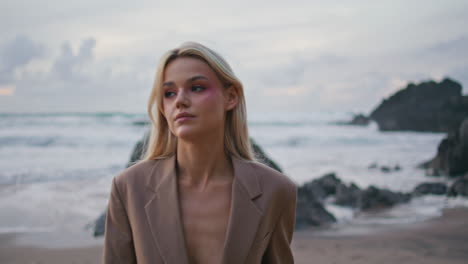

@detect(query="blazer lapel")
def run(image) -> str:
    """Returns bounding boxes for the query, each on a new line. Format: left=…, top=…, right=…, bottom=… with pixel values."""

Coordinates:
left=143, top=155, right=264, bottom=264
left=221, top=157, right=263, bottom=264
left=144, top=155, right=190, bottom=264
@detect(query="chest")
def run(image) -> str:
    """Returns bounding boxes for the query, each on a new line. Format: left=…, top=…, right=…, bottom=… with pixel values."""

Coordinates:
left=178, top=182, right=233, bottom=264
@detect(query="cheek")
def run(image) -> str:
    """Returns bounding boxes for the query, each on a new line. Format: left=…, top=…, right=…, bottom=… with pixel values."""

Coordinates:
left=161, top=105, right=173, bottom=128
left=162, top=99, right=175, bottom=116
left=198, top=88, right=225, bottom=110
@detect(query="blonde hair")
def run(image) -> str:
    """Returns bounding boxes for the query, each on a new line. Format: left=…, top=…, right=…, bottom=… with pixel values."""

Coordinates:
left=142, top=41, right=254, bottom=161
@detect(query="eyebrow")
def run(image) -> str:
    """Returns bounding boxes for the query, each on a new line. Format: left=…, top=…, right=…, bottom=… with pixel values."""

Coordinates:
left=162, top=75, right=208, bottom=87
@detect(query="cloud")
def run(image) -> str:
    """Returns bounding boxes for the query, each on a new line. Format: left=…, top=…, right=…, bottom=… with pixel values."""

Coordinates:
left=0, top=35, right=44, bottom=84
left=1, top=1, right=468, bottom=113
left=52, top=38, right=96, bottom=82
left=0, top=36, right=154, bottom=113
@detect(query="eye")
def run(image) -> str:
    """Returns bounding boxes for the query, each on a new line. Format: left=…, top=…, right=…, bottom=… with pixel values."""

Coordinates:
left=164, top=91, right=176, bottom=98
left=192, top=85, right=205, bottom=92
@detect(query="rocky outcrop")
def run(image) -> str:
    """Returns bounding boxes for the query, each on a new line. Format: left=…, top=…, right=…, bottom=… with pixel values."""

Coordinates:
left=368, top=162, right=402, bottom=173
left=367, top=78, right=468, bottom=177
left=413, top=182, right=448, bottom=196
left=349, top=114, right=371, bottom=126
left=359, top=186, right=411, bottom=210
left=334, top=183, right=361, bottom=207
left=295, top=189, right=336, bottom=228
left=421, top=118, right=468, bottom=177
left=297, top=173, right=412, bottom=212
left=251, top=139, right=282, bottom=172
left=448, top=176, right=468, bottom=197
left=295, top=171, right=415, bottom=228
left=369, top=78, right=468, bottom=132
left=334, top=113, right=371, bottom=126
left=126, top=131, right=149, bottom=168
left=298, top=173, right=340, bottom=201
left=93, top=211, right=106, bottom=237
left=295, top=173, right=340, bottom=228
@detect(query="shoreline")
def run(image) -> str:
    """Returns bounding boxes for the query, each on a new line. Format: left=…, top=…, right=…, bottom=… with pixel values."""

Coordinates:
left=1, top=207, right=468, bottom=264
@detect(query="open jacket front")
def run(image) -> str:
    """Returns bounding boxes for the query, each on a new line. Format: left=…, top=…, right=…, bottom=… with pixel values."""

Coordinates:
left=103, top=155, right=297, bottom=264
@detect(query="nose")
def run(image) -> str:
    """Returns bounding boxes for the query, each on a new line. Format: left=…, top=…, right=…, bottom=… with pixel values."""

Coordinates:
left=175, top=88, right=190, bottom=109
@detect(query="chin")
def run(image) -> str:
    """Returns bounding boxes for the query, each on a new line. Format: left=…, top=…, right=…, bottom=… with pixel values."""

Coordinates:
left=174, top=127, right=203, bottom=141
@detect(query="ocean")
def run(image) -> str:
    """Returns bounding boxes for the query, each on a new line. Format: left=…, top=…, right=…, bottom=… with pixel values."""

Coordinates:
left=1, top=112, right=467, bottom=246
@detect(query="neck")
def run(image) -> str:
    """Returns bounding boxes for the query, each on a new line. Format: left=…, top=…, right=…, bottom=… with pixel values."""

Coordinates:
left=176, top=133, right=233, bottom=190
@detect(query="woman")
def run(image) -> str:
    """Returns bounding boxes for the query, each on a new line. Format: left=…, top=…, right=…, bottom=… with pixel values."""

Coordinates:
left=103, top=42, right=297, bottom=264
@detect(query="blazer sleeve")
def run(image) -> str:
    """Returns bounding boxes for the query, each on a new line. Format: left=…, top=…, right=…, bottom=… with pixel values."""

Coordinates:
left=262, top=183, right=298, bottom=264
left=102, top=177, right=137, bottom=264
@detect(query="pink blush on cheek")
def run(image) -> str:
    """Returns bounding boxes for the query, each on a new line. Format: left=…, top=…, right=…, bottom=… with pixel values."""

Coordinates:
left=198, top=86, right=222, bottom=102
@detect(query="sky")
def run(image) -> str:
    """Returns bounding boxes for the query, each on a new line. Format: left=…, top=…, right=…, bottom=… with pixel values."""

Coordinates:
left=1, top=0, right=468, bottom=114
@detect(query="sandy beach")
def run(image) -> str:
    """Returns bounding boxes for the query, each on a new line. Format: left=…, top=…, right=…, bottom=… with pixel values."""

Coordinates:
left=292, top=208, right=468, bottom=264
left=1, top=208, right=467, bottom=264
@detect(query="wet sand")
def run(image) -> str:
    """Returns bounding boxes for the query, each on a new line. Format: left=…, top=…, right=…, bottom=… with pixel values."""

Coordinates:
left=1, top=208, right=468, bottom=264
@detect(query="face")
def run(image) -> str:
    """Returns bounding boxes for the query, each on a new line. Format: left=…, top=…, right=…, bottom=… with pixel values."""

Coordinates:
left=161, top=56, right=238, bottom=141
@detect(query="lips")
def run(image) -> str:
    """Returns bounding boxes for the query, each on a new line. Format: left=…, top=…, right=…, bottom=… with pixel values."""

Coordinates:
left=175, top=112, right=195, bottom=121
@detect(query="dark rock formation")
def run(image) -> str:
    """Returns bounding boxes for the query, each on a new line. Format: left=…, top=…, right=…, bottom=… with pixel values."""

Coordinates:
left=251, top=139, right=282, bottom=172
left=333, top=182, right=411, bottom=210
left=369, top=78, right=468, bottom=132
left=358, top=186, right=411, bottom=210
left=93, top=211, right=106, bottom=237
left=448, top=177, right=468, bottom=197
left=296, top=171, right=417, bottom=227
left=126, top=131, right=149, bottom=168
left=350, top=114, right=371, bottom=126
left=298, top=172, right=414, bottom=210
left=334, top=183, right=361, bottom=207
left=380, top=166, right=391, bottom=173
left=298, top=173, right=341, bottom=201
left=368, top=163, right=402, bottom=173
left=421, top=118, right=468, bottom=177
left=334, top=113, right=371, bottom=126
left=295, top=173, right=340, bottom=228
left=413, top=182, right=448, bottom=196
left=295, top=194, right=336, bottom=228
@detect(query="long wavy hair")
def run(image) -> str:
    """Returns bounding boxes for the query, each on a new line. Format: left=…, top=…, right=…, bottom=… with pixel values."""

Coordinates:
left=141, top=41, right=254, bottom=161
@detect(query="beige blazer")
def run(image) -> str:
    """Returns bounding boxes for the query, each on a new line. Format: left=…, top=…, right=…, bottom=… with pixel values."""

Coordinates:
left=103, top=155, right=297, bottom=264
